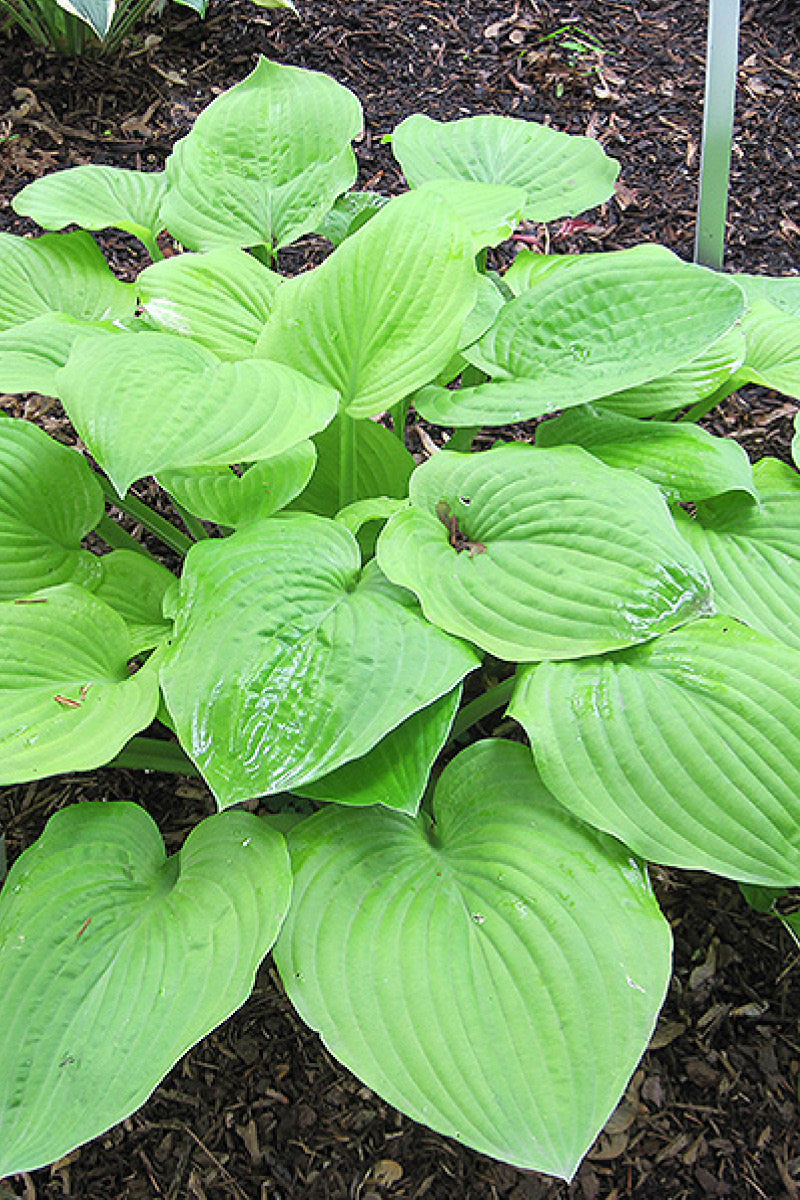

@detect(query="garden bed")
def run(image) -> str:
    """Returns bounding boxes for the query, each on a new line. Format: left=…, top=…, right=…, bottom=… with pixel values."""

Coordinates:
left=1, top=2, right=799, bottom=1197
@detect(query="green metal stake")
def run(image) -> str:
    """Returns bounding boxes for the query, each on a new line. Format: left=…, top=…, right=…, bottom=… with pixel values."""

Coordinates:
left=694, top=0, right=741, bottom=269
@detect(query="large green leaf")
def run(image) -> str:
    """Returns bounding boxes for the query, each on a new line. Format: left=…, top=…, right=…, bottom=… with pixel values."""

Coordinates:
left=55, top=331, right=338, bottom=495
left=93, top=550, right=175, bottom=653
left=13, top=166, right=168, bottom=255
left=0, top=231, right=134, bottom=332
left=274, top=739, right=671, bottom=1179
left=732, top=274, right=800, bottom=398
left=377, top=443, right=713, bottom=662
left=0, top=419, right=103, bottom=601
left=290, top=416, right=414, bottom=518
left=675, top=457, right=800, bottom=648
left=0, top=583, right=160, bottom=785
left=512, top=617, right=800, bottom=885
left=137, top=249, right=283, bottom=360
left=0, top=803, right=290, bottom=1176
left=297, top=687, right=460, bottom=814
left=162, top=58, right=363, bottom=253
left=159, top=516, right=480, bottom=806
left=158, top=443, right=317, bottom=528
left=0, top=314, right=124, bottom=398
left=415, top=247, right=745, bottom=427
left=256, top=189, right=479, bottom=418
left=536, top=405, right=756, bottom=503
left=391, top=113, right=620, bottom=222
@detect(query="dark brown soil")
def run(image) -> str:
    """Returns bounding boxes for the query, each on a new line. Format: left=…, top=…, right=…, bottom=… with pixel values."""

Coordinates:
left=1, top=2, right=800, bottom=1198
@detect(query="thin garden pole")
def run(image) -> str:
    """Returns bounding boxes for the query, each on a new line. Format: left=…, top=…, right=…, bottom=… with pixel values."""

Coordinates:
left=694, top=0, right=742, bottom=269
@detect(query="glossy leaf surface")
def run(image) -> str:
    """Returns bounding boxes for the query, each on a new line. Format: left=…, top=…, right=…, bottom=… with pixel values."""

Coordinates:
left=392, top=113, right=619, bottom=221
left=512, top=618, right=800, bottom=884
left=0, top=314, right=122, bottom=398
left=0, top=583, right=159, bottom=785
left=256, top=189, right=478, bottom=418
left=297, top=687, right=460, bottom=814
left=0, top=803, right=290, bottom=1175
left=377, top=443, right=713, bottom=662
left=275, top=739, right=671, bottom=1178
left=56, top=332, right=338, bottom=495
left=162, top=58, right=363, bottom=252
left=160, top=517, right=480, bottom=806
left=0, top=419, right=103, bottom=601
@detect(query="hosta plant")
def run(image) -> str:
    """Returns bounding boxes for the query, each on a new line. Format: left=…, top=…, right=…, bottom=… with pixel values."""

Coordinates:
left=1, top=56, right=800, bottom=1185
left=0, top=0, right=292, bottom=55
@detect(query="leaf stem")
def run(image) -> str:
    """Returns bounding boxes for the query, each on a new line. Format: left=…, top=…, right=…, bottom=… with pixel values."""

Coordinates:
left=95, top=514, right=154, bottom=558
left=97, top=475, right=192, bottom=557
left=449, top=676, right=517, bottom=742
left=446, top=426, right=480, bottom=453
left=173, top=502, right=210, bottom=541
left=338, top=412, right=358, bottom=510
left=676, top=376, right=741, bottom=424
left=109, top=737, right=201, bottom=776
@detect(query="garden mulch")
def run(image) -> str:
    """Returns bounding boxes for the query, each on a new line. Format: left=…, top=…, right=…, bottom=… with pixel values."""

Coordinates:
left=1, top=1, right=800, bottom=1197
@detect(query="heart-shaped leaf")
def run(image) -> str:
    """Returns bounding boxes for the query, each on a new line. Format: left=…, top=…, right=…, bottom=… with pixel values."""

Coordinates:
left=536, top=405, right=757, bottom=503
left=93, top=550, right=175, bottom=652
left=512, top=617, right=800, bottom=885
left=137, top=248, right=283, bottom=359
left=392, top=113, right=620, bottom=222
left=13, top=166, right=168, bottom=256
left=415, top=247, right=745, bottom=426
left=56, top=331, right=339, bottom=495
left=0, top=583, right=160, bottom=785
left=162, top=57, right=363, bottom=253
left=377, top=443, right=713, bottom=662
left=297, top=687, right=460, bottom=814
left=0, top=231, right=134, bottom=332
left=159, top=516, right=480, bottom=806
left=158, top=442, right=317, bottom=527
left=274, top=738, right=671, bottom=1179
left=256, top=189, right=478, bottom=418
left=675, top=457, right=800, bottom=648
left=0, top=802, right=290, bottom=1176
left=0, top=419, right=103, bottom=601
